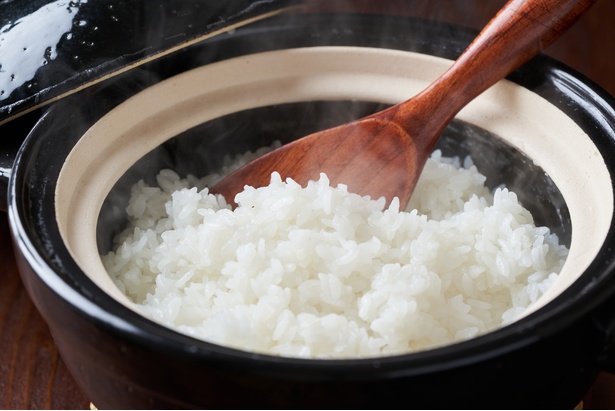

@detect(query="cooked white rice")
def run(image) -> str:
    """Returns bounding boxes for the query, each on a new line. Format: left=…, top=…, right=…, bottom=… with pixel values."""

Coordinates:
left=101, top=147, right=568, bottom=359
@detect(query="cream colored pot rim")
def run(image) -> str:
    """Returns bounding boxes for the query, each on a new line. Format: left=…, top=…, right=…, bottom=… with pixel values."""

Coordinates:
left=55, top=45, right=613, bottom=323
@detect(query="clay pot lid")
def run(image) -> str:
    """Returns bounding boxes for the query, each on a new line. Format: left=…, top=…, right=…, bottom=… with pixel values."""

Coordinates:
left=0, top=0, right=300, bottom=127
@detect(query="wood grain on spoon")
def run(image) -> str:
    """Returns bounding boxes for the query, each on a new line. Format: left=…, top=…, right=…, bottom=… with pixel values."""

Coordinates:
left=211, top=0, right=596, bottom=208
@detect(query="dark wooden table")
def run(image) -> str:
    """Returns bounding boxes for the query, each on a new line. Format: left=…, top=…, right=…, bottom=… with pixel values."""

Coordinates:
left=2, top=1, right=615, bottom=408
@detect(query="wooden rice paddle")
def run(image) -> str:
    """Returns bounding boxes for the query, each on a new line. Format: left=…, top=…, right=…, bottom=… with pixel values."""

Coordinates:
left=211, top=0, right=596, bottom=208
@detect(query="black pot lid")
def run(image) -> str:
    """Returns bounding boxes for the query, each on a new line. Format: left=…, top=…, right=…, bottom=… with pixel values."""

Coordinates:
left=0, top=0, right=300, bottom=126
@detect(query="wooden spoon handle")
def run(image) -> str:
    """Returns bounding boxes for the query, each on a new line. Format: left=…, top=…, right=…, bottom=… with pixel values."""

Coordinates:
left=384, top=0, right=597, bottom=150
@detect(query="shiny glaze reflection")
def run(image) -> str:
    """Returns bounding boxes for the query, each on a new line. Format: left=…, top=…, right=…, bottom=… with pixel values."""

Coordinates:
left=0, top=1, right=87, bottom=103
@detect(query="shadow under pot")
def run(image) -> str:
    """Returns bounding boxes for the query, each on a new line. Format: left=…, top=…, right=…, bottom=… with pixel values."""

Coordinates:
left=8, top=16, right=615, bottom=410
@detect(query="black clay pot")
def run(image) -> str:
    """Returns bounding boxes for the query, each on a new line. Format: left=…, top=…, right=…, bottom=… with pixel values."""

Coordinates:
left=4, top=10, right=615, bottom=409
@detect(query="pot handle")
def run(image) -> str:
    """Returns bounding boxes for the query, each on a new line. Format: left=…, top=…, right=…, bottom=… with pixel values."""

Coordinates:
left=0, top=114, right=34, bottom=212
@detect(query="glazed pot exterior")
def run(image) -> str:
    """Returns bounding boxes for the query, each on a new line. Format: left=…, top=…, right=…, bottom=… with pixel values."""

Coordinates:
left=5, top=11, right=615, bottom=409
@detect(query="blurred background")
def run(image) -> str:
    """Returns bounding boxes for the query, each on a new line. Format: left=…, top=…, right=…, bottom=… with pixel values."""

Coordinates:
left=1, top=1, right=614, bottom=408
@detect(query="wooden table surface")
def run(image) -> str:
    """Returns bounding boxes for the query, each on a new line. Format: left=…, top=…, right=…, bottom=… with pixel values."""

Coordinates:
left=2, top=1, right=615, bottom=409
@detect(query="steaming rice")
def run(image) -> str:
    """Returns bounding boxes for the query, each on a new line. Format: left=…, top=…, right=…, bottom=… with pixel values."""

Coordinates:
left=102, top=148, right=568, bottom=359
